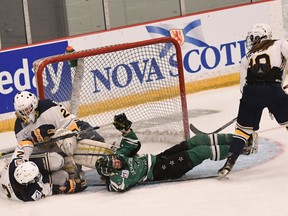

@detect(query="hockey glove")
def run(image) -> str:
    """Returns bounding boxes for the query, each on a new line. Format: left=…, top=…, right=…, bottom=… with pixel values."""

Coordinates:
left=113, top=113, right=132, bottom=131
left=31, top=124, right=56, bottom=143
left=63, top=179, right=87, bottom=193
left=218, top=153, right=238, bottom=179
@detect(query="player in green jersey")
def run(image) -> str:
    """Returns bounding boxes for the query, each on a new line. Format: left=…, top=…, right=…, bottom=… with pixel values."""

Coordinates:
left=96, top=114, right=258, bottom=192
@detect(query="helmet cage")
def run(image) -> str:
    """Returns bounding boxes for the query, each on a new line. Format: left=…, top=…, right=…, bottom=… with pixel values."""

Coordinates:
left=26, top=172, right=42, bottom=185
left=14, top=91, right=38, bottom=123
left=18, top=105, right=33, bottom=117
left=245, top=23, right=272, bottom=50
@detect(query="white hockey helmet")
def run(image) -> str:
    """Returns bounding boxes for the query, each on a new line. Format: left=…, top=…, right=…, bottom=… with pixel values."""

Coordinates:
left=14, top=161, right=41, bottom=185
left=246, top=23, right=272, bottom=50
left=14, top=91, right=39, bottom=123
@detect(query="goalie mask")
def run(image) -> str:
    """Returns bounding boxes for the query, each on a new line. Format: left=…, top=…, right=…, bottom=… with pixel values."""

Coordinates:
left=14, top=161, right=42, bottom=185
left=14, top=91, right=39, bottom=124
left=246, top=23, right=272, bottom=50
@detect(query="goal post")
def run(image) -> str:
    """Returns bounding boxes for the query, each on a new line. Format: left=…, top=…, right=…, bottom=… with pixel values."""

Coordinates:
left=33, top=37, right=189, bottom=144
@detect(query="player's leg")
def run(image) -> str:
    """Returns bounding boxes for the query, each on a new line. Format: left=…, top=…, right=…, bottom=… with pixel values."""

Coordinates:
left=153, top=144, right=228, bottom=181
left=153, top=151, right=193, bottom=181
left=268, top=86, right=288, bottom=128
left=156, top=140, right=189, bottom=159
left=218, top=86, right=263, bottom=178
left=229, top=95, right=259, bottom=155
left=30, top=152, right=69, bottom=184
left=156, top=133, right=232, bottom=160
left=30, top=152, right=65, bottom=172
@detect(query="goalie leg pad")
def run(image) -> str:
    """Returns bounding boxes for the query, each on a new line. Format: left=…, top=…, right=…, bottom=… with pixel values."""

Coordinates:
left=63, top=156, right=82, bottom=179
left=73, top=139, right=114, bottom=169
left=53, top=129, right=77, bottom=156
left=58, top=136, right=77, bottom=156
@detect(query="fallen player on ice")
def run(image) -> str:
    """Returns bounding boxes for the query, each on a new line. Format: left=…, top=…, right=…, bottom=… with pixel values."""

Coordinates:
left=95, top=118, right=258, bottom=192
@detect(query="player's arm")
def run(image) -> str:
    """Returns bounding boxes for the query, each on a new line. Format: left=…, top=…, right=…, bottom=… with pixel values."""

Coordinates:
left=280, top=39, right=288, bottom=82
left=239, top=56, right=249, bottom=93
left=12, top=140, right=34, bottom=161
left=30, top=102, right=79, bottom=156
left=280, top=39, right=288, bottom=60
left=20, top=179, right=86, bottom=201
left=17, top=182, right=53, bottom=202
left=113, top=113, right=141, bottom=157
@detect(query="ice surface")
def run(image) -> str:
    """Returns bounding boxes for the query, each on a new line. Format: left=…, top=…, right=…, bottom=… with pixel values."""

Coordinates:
left=1, top=84, right=288, bottom=216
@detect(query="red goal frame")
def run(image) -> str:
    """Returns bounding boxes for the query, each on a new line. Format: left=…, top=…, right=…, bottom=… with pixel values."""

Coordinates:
left=34, top=37, right=190, bottom=139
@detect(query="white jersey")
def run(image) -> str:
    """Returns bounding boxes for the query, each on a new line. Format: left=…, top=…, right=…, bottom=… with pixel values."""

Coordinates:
left=14, top=99, right=79, bottom=156
left=15, top=99, right=77, bottom=143
left=0, top=148, right=52, bottom=202
left=239, top=39, right=288, bottom=92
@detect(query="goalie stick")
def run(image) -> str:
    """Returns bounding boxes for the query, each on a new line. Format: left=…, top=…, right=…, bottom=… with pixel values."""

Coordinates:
left=189, top=117, right=237, bottom=135
left=0, top=126, right=100, bottom=157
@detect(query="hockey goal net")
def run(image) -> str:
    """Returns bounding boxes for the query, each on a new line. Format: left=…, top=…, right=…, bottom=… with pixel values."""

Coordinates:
left=33, top=37, right=189, bottom=145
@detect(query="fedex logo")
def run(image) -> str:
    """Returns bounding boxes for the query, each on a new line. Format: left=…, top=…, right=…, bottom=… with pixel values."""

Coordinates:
left=0, top=41, right=68, bottom=114
left=42, top=61, right=72, bottom=100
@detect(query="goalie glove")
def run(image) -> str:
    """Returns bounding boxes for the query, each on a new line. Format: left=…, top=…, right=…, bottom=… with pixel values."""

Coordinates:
left=113, top=113, right=132, bottom=131
left=31, top=124, right=56, bottom=143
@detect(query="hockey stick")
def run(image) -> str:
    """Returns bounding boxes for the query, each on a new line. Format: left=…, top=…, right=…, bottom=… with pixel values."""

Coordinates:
left=88, top=175, right=217, bottom=187
left=189, top=117, right=237, bottom=135
left=73, top=153, right=111, bottom=157
left=190, top=84, right=287, bottom=134
left=0, top=126, right=100, bottom=157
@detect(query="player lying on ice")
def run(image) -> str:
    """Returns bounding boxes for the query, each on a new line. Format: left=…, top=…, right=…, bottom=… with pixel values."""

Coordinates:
left=0, top=146, right=87, bottom=202
left=95, top=113, right=258, bottom=192
left=0, top=113, right=141, bottom=201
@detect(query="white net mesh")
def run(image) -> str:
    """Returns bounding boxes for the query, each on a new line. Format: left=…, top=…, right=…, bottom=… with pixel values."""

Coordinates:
left=34, top=38, right=188, bottom=145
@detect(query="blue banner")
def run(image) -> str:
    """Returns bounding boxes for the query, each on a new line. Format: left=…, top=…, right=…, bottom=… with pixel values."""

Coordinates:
left=0, top=41, right=68, bottom=114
